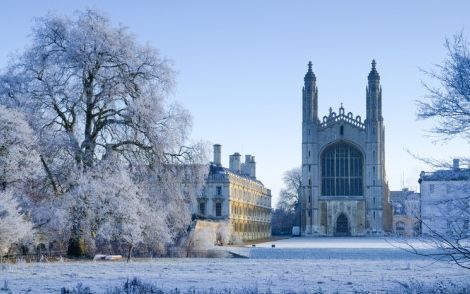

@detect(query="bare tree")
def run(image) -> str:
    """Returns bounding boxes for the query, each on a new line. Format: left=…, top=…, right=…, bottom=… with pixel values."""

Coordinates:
left=417, top=32, right=470, bottom=141
left=277, top=167, right=302, bottom=213
left=406, top=32, right=470, bottom=269
left=272, top=167, right=301, bottom=235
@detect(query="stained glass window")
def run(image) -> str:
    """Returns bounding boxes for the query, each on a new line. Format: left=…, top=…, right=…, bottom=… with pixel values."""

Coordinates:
left=321, top=143, right=363, bottom=196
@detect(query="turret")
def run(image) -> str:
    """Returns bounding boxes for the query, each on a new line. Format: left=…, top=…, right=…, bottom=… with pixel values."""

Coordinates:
left=366, top=60, right=383, bottom=122
left=303, top=61, right=319, bottom=123
left=365, top=59, right=386, bottom=234
left=301, top=61, right=320, bottom=236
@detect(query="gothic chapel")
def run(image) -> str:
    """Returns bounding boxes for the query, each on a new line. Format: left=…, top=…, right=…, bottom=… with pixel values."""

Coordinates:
left=301, top=60, right=391, bottom=236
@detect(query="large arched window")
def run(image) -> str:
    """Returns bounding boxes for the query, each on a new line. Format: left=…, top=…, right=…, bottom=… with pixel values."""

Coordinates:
left=321, top=143, right=363, bottom=196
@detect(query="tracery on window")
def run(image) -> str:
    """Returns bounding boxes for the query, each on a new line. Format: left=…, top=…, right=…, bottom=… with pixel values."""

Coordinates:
left=321, top=143, right=363, bottom=196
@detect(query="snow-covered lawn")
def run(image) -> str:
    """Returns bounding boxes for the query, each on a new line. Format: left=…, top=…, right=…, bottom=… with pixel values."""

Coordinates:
left=1, top=237, right=467, bottom=293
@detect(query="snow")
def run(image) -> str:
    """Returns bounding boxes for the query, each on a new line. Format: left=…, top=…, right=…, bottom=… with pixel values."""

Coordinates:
left=1, top=237, right=467, bottom=293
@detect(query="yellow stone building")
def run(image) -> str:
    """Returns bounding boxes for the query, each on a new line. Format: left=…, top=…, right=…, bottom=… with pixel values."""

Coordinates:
left=196, top=145, right=272, bottom=241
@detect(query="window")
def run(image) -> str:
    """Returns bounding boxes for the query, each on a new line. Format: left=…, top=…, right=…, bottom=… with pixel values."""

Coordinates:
left=216, top=202, right=222, bottom=217
left=216, top=186, right=222, bottom=196
left=430, top=184, right=435, bottom=194
left=199, top=202, right=205, bottom=215
left=340, top=125, right=344, bottom=135
left=413, top=222, right=421, bottom=235
left=396, top=221, right=405, bottom=233
left=308, top=165, right=311, bottom=172
left=321, top=143, right=363, bottom=196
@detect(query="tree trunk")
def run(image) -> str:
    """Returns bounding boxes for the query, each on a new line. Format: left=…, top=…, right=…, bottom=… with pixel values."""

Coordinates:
left=127, top=244, right=133, bottom=262
left=67, top=218, right=86, bottom=257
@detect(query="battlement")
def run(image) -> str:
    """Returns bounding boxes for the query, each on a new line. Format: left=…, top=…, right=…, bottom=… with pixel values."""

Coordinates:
left=319, top=104, right=365, bottom=129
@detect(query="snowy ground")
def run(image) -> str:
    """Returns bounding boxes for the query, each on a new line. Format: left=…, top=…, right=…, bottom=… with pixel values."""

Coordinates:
left=1, top=237, right=467, bottom=293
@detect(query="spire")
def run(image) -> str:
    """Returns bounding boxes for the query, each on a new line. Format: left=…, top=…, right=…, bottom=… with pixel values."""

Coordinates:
left=368, top=59, right=380, bottom=81
left=304, top=61, right=316, bottom=82
left=302, top=60, right=318, bottom=123
left=366, top=59, right=383, bottom=122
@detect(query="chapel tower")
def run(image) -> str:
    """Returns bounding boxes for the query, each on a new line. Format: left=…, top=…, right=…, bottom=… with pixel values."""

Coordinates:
left=365, top=60, right=386, bottom=233
left=300, top=60, right=389, bottom=236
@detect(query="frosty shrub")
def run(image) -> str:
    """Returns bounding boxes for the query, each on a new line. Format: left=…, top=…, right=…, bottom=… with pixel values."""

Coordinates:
left=62, top=278, right=277, bottom=294
left=395, top=279, right=470, bottom=294
left=0, top=190, right=33, bottom=254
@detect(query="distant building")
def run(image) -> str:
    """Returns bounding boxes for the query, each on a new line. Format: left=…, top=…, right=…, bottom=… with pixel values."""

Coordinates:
left=390, top=188, right=420, bottom=236
left=196, top=144, right=272, bottom=241
left=300, top=60, right=392, bottom=236
left=419, top=159, right=470, bottom=237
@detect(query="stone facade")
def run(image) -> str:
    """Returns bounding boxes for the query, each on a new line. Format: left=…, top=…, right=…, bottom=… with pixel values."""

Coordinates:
left=390, top=189, right=420, bottom=236
left=300, top=60, right=392, bottom=236
left=196, top=145, right=272, bottom=242
left=419, top=159, right=470, bottom=237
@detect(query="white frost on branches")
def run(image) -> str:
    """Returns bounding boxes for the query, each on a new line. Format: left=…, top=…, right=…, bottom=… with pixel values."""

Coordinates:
left=0, top=190, right=34, bottom=255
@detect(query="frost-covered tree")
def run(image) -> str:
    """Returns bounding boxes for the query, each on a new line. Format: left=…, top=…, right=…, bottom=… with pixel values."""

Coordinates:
left=0, top=190, right=34, bottom=255
left=0, top=106, right=42, bottom=190
left=0, top=9, right=206, bottom=257
left=0, top=106, right=39, bottom=254
left=0, top=9, right=194, bottom=185
left=61, top=157, right=145, bottom=259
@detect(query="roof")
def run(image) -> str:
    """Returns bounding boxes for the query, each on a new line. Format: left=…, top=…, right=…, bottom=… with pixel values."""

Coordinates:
left=390, top=189, right=419, bottom=201
left=208, top=163, right=265, bottom=186
left=419, top=168, right=470, bottom=182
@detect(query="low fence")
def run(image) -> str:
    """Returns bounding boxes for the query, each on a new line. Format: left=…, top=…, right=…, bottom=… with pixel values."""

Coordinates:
left=0, top=250, right=67, bottom=263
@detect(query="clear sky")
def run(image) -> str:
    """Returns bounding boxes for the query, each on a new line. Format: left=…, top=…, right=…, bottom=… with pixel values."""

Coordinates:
left=1, top=1, right=469, bottom=205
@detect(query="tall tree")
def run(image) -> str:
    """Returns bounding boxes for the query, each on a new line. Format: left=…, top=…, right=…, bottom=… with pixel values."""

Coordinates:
left=0, top=9, right=192, bottom=177
left=0, top=9, right=206, bottom=256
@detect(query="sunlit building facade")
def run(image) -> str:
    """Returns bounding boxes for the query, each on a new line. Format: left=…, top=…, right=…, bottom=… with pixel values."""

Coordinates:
left=196, top=145, right=272, bottom=241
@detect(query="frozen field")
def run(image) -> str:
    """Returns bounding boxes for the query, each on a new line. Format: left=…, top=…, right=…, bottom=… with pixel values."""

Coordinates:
left=1, top=237, right=467, bottom=293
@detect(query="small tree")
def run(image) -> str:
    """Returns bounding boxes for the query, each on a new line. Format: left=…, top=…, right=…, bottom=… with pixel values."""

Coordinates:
left=272, top=167, right=302, bottom=235
left=277, top=168, right=302, bottom=215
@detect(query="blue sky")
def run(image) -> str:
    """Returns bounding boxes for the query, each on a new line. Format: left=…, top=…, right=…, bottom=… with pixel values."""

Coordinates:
left=1, top=1, right=469, bottom=204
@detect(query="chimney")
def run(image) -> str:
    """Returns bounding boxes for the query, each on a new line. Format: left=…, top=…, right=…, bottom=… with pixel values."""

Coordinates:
left=213, top=144, right=221, bottom=166
left=244, top=155, right=256, bottom=179
left=453, top=159, right=460, bottom=170
left=229, top=153, right=241, bottom=173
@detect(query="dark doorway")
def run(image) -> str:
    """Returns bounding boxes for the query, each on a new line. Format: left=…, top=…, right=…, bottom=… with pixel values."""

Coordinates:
left=336, top=213, right=350, bottom=236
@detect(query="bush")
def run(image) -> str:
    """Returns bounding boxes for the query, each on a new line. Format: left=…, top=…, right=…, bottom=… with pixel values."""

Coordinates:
left=395, top=279, right=470, bottom=294
left=61, top=283, right=92, bottom=294
left=61, top=278, right=275, bottom=294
